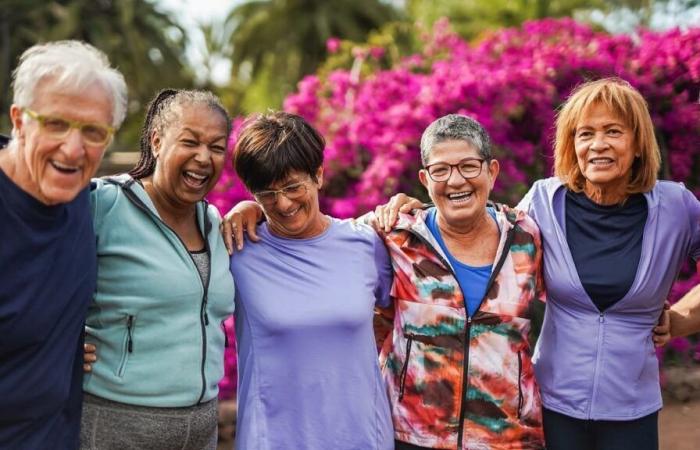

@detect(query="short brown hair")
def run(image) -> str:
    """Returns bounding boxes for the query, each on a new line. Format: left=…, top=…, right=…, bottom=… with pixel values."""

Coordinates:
left=233, top=111, right=325, bottom=192
left=554, top=77, right=660, bottom=194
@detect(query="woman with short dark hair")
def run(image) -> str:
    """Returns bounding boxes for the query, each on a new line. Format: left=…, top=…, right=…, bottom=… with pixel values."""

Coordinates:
left=229, top=111, right=394, bottom=449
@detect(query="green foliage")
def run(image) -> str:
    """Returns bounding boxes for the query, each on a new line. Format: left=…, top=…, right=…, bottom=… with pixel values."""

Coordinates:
left=224, top=0, right=400, bottom=114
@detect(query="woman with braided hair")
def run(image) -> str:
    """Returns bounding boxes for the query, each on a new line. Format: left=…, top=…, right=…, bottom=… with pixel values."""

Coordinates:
left=79, top=89, right=235, bottom=450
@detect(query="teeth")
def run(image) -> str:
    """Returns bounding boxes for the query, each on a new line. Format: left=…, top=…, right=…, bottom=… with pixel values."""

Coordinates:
left=590, top=158, right=613, bottom=164
left=448, top=192, right=472, bottom=200
left=51, top=161, right=79, bottom=173
left=185, top=171, right=207, bottom=180
left=281, top=208, right=299, bottom=217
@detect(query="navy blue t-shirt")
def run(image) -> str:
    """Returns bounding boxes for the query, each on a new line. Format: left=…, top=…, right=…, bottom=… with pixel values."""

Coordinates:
left=565, top=190, right=648, bottom=312
left=0, top=147, right=96, bottom=449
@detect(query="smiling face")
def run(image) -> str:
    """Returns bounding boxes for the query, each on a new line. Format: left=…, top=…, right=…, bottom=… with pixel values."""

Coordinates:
left=7, top=78, right=113, bottom=205
left=419, top=139, right=499, bottom=231
left=259, top=168, right=327, bottom=239
left=150, top=103, right=228, bottom=207
left=574, top=102, right=637, bottom=199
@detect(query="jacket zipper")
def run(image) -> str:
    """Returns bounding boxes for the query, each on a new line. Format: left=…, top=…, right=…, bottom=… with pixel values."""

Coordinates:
left=456, top=227, right=516, bottom=449
left=398, top=335, right=415, bottom=401
left=587, top=312, right=605, bottom=419
left=118, top=315, right=135, bottom=377
left=517, top=350, right=523, bottom=419
left=222, top=320, right=229, bottom=348
left=401, top=219, right=516, bottom=449
left=115, top=182, right=212, bottom=404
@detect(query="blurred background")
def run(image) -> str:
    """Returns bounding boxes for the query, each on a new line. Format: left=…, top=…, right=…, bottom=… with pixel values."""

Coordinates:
left=2, top=2, right=699, bottom=448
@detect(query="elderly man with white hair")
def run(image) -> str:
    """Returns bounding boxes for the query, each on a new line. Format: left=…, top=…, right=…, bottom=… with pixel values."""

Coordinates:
left=0, top=40, right=126, bottom=449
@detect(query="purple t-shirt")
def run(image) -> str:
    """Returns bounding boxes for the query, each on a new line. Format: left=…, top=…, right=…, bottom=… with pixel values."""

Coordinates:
left=231, top=218, right=394, bottom=450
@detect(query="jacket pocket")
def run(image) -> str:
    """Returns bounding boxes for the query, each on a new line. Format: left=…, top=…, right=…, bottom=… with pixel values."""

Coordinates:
left=116, top=315, right=135, bottom=378
left=398, top=335, right=414, bottom=401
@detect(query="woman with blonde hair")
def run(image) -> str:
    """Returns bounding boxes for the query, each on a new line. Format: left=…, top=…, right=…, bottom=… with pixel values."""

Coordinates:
left=516, top=77, right=699, bottom=449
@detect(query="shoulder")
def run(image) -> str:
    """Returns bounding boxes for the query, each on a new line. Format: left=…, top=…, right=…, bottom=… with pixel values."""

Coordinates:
left=499, top=203, right=541, bottom=238
left=90, top=176, right=122, bottom=210
left=337, top=217, right=380, bottom=243
left=204, top=202, right=223, bottom=228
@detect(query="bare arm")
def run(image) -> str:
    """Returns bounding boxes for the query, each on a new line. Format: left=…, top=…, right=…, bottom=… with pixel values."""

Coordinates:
left=670, top=282, right=700, bottom=337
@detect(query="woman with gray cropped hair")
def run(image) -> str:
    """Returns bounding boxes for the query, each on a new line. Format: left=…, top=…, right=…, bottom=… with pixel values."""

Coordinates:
left=0, top=40, right=126, bottom=449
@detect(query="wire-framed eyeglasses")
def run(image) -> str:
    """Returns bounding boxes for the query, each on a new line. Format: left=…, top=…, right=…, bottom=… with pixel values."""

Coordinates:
left=22, top=108, right=115, bottom=146
left=424, top=158, right=488, bottom=182
left=253, top=179, right=310, bottom=206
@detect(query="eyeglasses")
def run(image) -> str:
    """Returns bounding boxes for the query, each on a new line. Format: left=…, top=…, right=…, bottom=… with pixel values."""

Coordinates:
left=424, top=158, right=488, bottom=182
left=23, top=108, right=115, bottom=146
left=254, top=179, right=310, bottom=206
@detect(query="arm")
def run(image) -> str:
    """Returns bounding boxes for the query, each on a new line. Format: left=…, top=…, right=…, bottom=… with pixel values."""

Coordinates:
left=221, top=200, right=264, bottom=254
left=669, top=276, right=700, bottom=337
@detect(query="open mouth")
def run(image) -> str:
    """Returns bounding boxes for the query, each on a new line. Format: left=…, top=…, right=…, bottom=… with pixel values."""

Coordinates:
left=447, top=191, right=473, bottom=203
left=588, top=157, right=614, bottom=166
left=183, top=170, right=209, bottom=188
left=279, top=207, right=300, bottom=218
left=50, top=160, right=80, bottom=174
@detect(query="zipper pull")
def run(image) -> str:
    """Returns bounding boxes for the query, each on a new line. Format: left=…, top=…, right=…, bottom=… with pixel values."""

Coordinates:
left=223, top=323, right=229, bottom=348
left=599, top=313, right=604, bottom=324
left=204, top=311, right=209, bottom=326
left=127, top=315, right=134, bottom=353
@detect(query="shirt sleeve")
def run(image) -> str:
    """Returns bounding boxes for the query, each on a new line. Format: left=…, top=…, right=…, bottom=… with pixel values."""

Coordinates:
left=516, top=181, right=537, bottom=214
left=685, top=188, right=700, bottom=262
left=372, top=232, right=393, bottom=308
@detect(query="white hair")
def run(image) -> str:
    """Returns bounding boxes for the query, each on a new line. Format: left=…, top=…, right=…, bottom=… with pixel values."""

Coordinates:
left=11, top=40, right=128, bottom=128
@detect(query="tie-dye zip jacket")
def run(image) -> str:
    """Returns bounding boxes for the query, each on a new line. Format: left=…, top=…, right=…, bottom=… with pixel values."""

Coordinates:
left=377, top=205, right=545, bottom=449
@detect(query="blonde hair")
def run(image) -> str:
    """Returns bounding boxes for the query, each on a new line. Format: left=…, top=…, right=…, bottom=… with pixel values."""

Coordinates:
left=554, top=77, right=660, bottom=194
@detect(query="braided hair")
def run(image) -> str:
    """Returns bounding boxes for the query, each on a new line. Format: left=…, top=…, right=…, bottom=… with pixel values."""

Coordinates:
left=129, top=88, right=231, bottom=179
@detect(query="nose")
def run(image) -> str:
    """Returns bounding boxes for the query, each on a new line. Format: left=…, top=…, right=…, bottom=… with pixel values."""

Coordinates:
left=61, top=128, right=86, bottom=159
left=193, top=144, right=211, bottom=164
left=275, top=191, right=295, bottom=211
left=446, top=165, right=467, bottom=186
left=589, top=132, right=609, bottom=152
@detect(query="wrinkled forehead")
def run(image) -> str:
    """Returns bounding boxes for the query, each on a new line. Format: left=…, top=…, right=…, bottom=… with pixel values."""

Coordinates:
left=574, top=99, right=629, bottom=130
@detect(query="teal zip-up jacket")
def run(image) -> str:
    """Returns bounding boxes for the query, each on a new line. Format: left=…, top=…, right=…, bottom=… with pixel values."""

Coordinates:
left=83, top=175, right=235, bottom=407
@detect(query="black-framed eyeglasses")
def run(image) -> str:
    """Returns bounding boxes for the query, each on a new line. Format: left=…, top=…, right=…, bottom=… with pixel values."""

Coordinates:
left=424, top=158, right=488, bottom=182
left=253, top=179, right=310, bottom=206
left=22, top=107, right=115, bottom=146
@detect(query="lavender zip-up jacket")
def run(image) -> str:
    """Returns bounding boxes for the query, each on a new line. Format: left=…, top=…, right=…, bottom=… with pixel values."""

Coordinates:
left=518, top=177, right=700, bottom=420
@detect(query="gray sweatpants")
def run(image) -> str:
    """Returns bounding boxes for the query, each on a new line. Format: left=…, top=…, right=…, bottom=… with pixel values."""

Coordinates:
left=80, top=393, right=217, bottom=450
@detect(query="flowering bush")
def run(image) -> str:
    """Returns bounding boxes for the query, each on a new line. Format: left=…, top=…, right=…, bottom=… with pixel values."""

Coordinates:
left=212, top=18, right=700, bottom=397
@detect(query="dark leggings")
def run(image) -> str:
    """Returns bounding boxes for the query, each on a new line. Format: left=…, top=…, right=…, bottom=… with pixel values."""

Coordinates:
left=543, top=407, right=658, bottom=450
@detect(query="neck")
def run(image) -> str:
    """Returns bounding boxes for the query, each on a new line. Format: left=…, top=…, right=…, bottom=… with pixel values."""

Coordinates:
left=142, top=177, right=196, bottom=224
left=583, top=179, right=629, bottom=205
left=436, top=208, right=495, bottom=244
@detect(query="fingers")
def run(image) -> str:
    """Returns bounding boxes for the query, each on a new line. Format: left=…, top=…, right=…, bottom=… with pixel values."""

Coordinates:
left=386, top=194, right=408, bottom=233
left=373, top=205, right=387, bottom=232
left=221, top=221, right=234, bottom=255
left=245, top=215, right=260, bottom=242
left=83, top=343, right=97, bottom=373
left=653, top=308, right=671, bottom=347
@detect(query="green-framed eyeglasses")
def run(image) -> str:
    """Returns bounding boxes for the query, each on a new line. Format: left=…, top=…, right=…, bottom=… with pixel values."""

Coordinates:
left=23, top=108, right=115, bottom=146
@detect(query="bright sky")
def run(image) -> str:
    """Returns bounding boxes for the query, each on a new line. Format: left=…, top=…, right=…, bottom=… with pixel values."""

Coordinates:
left=156, top=0, right=241, bottom=85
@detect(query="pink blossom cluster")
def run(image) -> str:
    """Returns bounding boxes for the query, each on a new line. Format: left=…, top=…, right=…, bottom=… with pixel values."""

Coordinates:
left=212, top=19, right=700, bottom=395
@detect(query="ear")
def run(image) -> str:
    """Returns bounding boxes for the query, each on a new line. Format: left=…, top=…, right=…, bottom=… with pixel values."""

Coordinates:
left=486, top=159, right=500, bottom=190
left=418, top=169, right=429, bottom=190
left=315, top=166, right=324, bottom=188
left=150, top=130, right=162, bottom=159
left=9, top=105, right=25, bottom=139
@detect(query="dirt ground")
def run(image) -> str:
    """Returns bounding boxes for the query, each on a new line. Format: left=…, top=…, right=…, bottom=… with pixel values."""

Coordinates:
left=660, top=397, right=700, bottom=450
left=216, top=397, right=700, bottom=449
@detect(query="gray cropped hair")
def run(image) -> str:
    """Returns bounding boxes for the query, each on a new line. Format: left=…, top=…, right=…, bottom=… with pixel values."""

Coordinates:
left=12, top=40, right=128, bottom=128
left=420, top=114, right=492, bottom=165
